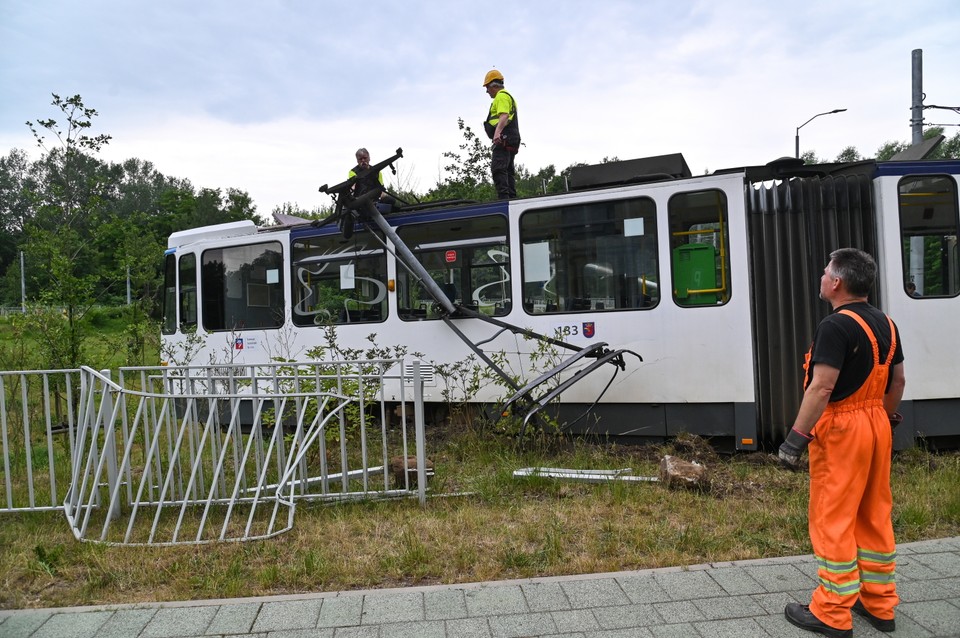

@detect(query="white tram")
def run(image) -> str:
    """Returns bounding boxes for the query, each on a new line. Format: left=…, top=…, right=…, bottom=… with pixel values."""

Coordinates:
left=161, top=151, right=960, bottom=450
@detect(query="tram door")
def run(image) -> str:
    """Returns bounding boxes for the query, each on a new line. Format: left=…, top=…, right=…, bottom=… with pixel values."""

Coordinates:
left=882, top=171, right=960, bottom=443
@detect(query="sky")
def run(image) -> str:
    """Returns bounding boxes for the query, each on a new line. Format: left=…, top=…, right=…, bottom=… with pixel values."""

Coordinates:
left=2, top=0, right=959, bottom=219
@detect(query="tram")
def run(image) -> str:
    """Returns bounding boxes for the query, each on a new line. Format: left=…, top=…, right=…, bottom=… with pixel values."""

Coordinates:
left=161, top=148, right=960, bottom=450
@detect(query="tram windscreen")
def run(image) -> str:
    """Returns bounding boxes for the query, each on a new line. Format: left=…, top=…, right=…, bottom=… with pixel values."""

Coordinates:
left=200, top=242, right=284, bottom=331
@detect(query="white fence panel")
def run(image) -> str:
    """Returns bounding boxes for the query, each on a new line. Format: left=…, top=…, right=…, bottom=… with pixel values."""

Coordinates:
left=1, top=360, right=428, bottom=545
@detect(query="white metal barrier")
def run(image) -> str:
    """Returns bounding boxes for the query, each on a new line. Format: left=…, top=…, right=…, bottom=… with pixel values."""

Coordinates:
left=0, top=368, right=81, bottom=512
left=1, top=360, right=428, bottom=545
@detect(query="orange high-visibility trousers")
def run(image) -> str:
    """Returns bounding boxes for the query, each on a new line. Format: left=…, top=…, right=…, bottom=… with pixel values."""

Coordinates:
left=806, top=310, right=898, bottom=630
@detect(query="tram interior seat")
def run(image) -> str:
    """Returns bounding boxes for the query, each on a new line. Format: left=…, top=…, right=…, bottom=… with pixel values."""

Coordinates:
left=567, top=298, right=591, bottom=311
left=478, top=302, right=496, bottom=316
left=399, top=303, right=428, bottom=320
left=344, top=309, right=381, bottom=322
left=340, top=301, right=382, bottom=322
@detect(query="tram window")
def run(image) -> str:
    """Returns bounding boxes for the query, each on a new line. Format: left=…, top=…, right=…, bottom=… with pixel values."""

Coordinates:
left=898, top=175, right=960, bottom=298
left=201, top=242, right=284, bottom=332
left=291, top=233, right=387, bottom=326
left=178, top=253, right=197, bottom=329
left=162, top=253, right=177, bottom=335
left=668, top=189, right=731, bottom=307
left=519, top=197, right=658, bottom=314
left=396, top=215, right=510, bottom=320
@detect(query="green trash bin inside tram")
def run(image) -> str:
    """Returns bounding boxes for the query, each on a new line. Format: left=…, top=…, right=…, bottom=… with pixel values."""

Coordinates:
left=672, top=243, right=719, bottom=305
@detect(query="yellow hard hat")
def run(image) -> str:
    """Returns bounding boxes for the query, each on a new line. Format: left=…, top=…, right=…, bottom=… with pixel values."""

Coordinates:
left=483, top=69, right=504, bottom=86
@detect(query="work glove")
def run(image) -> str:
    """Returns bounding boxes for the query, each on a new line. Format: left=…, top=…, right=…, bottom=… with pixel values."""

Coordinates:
left=778, top=428, right=813, bottom=470
left=889, top=412, right=903, bottom=429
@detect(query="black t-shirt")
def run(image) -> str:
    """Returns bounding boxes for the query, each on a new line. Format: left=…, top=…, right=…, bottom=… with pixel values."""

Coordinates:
left=807, top=302, right=904, bottom=401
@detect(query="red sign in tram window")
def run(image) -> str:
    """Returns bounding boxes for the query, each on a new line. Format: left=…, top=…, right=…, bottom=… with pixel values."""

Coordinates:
left=445, top=250, right=457, bottom=263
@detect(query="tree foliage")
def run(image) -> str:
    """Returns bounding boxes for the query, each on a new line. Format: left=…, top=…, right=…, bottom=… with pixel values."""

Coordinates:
left=0, top=94, right=262, bottom=313
left=801, top=127, right=959, bottom=164
left=424, top=118, right=588, bottom=202
left=17, top=94, right=115, bottom=367
left=871, top=127, right=959, bottom=161
left=424, top=117, right=496, bottom=202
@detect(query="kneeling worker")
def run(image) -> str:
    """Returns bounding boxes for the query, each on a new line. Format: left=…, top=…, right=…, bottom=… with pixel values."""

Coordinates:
left=349, top=147, right=394, bottom=212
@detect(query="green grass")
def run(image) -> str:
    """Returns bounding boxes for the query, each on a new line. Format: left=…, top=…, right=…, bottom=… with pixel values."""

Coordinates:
left=0, top=308, right=160, bottom=371
left=1, top=426, right=958, bottom=610
left=1, top=313, right=959, bottom=609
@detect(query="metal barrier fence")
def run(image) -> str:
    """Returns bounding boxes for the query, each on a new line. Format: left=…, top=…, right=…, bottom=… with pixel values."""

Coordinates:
left=0, top=367, right=81, bottom=512
left=0, top=360, right=428, bottom=545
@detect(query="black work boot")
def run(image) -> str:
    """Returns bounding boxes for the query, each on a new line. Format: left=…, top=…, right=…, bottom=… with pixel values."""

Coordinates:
left=784, top=603, right=852, bottom=638
left=852, top=598, right=896, bottom=632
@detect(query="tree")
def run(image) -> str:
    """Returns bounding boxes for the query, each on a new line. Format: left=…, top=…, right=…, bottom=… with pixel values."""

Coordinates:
left=20, top=94, right=114, bottom=368
left=918, top=127, right=960, bottom=160
left=835, top=146, right=862, bottom=163
left=0, top=149, right=36, bottom=303
left=802, top=127, right=960, bottom=164
left=875, top=127, right=959, bottom=161
left=875, top=140, right=909, bottom=161
left=426, top=118, right=495, bottom=202
left=938, top=131, right=960, bottom=159
left=518, top=164, right=552, bottom=197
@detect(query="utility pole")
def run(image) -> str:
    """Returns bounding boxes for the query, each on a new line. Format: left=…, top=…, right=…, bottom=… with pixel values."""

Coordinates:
left=20, top=251, right=26, bottom=313
left=911, top=49, right=924, bottom=145
left=909, top=49, right=925, bottom=292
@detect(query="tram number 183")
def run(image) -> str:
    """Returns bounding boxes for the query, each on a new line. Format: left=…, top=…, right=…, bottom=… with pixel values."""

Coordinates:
left=553, top=323, right=596, bottom=339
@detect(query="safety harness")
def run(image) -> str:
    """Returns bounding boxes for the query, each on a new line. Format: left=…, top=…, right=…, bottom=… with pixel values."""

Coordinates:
left=484, top=89, right=521, bottom=152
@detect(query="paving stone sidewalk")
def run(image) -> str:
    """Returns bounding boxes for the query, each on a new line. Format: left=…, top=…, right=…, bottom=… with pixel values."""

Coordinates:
left=1, top=537, right=958, bottom=638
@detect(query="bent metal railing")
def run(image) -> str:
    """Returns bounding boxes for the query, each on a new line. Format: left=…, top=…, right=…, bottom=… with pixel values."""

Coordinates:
left=0, top=360, right=429, bottom=545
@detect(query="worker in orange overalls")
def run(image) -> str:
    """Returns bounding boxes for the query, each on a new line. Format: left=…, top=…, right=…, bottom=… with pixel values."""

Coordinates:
left=779, top=248, right=905, bottom=638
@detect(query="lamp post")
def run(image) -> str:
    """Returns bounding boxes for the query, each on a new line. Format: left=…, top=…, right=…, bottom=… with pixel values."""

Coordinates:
left=795, top=109, right=847, bottom=158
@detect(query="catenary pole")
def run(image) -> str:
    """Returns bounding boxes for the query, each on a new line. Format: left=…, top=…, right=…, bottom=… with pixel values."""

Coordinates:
left=910, top=49, right=926, bottom=292
left=911, top=49, right=924, bottom=145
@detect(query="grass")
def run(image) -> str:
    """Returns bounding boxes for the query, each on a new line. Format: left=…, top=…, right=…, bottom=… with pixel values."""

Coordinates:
left=0, top=307, right=159, bottom=372
left=1, top=314, right=959, bottom=609
left=1, top=426, right=958, bottom=610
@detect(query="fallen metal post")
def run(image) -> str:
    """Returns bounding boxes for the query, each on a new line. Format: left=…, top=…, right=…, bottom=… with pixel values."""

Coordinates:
left=513, top=467, right=659, bottom=483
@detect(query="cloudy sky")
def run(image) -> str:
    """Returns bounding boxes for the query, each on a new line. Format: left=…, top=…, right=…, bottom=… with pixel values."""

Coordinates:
left=2, top=0, right=959, bottom=217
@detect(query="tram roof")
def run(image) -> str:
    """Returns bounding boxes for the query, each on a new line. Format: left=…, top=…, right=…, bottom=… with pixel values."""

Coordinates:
left=168, top=147, right=960, bottom=249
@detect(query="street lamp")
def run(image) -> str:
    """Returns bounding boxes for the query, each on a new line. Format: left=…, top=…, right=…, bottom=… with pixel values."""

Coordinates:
left=795, top=109, right=847, bottom=158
